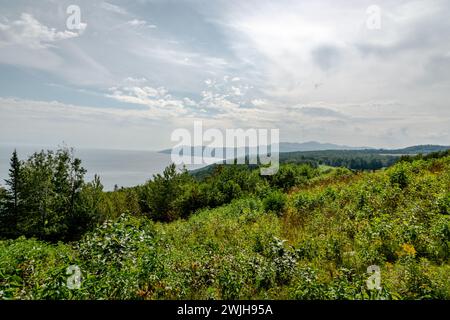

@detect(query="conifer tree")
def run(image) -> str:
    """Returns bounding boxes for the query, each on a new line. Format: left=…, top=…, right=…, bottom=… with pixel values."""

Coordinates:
left=2, top=150, right=23, bottom=236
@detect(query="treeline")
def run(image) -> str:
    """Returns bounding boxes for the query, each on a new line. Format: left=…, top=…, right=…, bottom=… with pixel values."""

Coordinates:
left=279, top=150, right=399, bottom=170
left=110, top=161, right=320, bottom=221
left=398, top=149, right=450, bottom=163
left=0, top=148, right=322, bottom=242
left=191, top=151, right=390, bottom=179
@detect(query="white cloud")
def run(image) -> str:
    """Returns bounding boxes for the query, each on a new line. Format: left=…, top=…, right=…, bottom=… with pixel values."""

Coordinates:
left=126, top=19, right=156, bottom=28
left=100, top=2, right=128, bottom=15
left=0, top=13, right=84, bottom=49
left=230, top=86, right=242, bottom=96
left=104, top=76, right=265, bottom=123
left=107, top=86, right=187, bottom=117
left=251, top=99, right=266, bottom=106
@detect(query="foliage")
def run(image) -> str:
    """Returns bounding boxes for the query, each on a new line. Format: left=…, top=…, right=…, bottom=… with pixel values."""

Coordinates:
left=264, top=164, right=316, bottom=191
left=1, top=150, right=449, bottom=300
left=263, top=191, right=288, bottom=216
left=0, top=149, right=104, bottom=241
left=138, top=164, right=194, bottom=221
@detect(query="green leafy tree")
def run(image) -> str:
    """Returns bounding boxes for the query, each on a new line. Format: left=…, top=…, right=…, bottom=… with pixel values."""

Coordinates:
left=140, top=164, right=192, bottom=221
left=19, top=150, right=60, bottom=239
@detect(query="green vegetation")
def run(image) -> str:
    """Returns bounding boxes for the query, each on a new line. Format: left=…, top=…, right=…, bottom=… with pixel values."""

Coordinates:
left=0, top=148, right=449, bottom=300
left=190, top=145, right=450, bottom=175
left=0, top=149, right=101, bottom=241
left=279, top=149, right=396, bottom=170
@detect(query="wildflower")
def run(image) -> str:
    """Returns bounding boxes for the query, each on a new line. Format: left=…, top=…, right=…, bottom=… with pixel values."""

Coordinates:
left=397, top=243, right=416, bottom=257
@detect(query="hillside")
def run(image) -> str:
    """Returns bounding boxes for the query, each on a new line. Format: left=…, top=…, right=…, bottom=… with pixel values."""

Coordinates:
left=190, top=145, right=450, bottom=179
left=0, top=152, right=449, bottom=299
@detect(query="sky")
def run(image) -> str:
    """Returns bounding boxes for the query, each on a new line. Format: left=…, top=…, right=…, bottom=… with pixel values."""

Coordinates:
left=0, top=0, right=449, bottom=150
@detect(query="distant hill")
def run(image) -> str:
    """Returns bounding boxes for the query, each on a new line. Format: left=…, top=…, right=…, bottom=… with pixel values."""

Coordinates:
left=278, top=141, right=368, bottom=152
left=159, top=141, right=369, bottom=155
left=280, top=144, right=450, bottom=157
left=276, top=144, right=450, bottom=170
left=160, top=143, right=449, bottom=156
left=189, top=144, right=450, bottom=178
left=375, top=144, right=450, bottom=155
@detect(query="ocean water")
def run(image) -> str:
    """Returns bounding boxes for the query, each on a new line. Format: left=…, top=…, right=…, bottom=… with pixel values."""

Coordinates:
left=0, top=145, right=213, bottom=191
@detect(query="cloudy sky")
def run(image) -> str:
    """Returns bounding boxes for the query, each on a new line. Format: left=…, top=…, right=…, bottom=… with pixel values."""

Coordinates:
left=0, top=0, right=449, bottom=150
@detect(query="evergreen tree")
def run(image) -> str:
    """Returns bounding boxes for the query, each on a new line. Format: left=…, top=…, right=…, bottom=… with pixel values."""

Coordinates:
left=1, top=150, right=23, bottom=237
left=6, top=150, right=22, bottom=211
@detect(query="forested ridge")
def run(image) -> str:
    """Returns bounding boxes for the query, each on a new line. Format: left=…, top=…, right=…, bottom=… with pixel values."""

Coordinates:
left=189, top=145, right=450, bottom=177
left=0, top=148, right=449, bottom=299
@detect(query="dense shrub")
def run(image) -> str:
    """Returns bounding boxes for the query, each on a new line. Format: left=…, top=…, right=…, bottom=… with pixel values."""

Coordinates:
left=388, top=164, right=410, bottom=189
left=263, top=191, right=288, bottom=215
left=265, top=164, right=317, bottom=191
left=438, top=192, right=450, bottom=215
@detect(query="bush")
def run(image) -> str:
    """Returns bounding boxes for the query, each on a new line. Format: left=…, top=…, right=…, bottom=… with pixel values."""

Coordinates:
left=293, top=193, right=319, bottom=212
left=266, top=164, right=316, bottom=191
left=75, top=214, right=156, bottom=299
left=0, top=237, right=75, bottom=299
left=78, top=214, right=154, bottom=271
left=437, top=192, right=450, bottom=215
left=291, top=267, right=328, bottom=300
left=389, top=164, right=410, bottom=189
left=263, top=191, right=288, bottom=215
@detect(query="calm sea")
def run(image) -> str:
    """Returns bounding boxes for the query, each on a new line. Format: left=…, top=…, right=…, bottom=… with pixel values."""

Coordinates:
left=0, top=145, right=212, bottom=191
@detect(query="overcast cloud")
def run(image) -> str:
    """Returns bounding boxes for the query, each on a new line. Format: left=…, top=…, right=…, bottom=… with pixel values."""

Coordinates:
left=0, top=0, right=449, bottom=150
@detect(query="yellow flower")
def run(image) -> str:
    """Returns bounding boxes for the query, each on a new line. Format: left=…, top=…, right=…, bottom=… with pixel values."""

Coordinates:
left=398, top=243, right=416, bottom=257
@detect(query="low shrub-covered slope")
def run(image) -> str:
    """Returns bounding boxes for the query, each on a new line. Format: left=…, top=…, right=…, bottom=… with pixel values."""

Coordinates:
left=0, top=155, right=449, bottom=300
